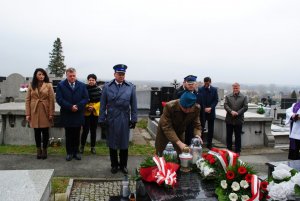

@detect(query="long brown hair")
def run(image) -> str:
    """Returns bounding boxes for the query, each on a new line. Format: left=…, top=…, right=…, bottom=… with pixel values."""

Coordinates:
left=31, top=68, right=50, bottom=90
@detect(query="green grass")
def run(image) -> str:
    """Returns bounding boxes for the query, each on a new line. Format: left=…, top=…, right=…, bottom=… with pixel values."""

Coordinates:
left=52, top=177, right=70, bottom=193
left=136, top=118, right=148, bottom=129
left=0, top=142, right=154, bottom=155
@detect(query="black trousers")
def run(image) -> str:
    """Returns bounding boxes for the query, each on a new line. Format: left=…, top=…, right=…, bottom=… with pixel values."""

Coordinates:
left=34, top=128, right=49, bottom=149
left=201, top=114, right=215, bottom=148
left=288, top=138, right=300, bottom=160
left=65, top=127, right=81, bottom=155
left=109, top=148, right=128, bottom=168
left=184, top=123, right=194, bottom=145
left=81, top=114, right=98, bottom=147
left=226, top=123, right=242, bottom=153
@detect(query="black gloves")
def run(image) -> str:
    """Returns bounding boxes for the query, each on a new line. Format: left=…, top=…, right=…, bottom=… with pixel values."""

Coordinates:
left=129, top=121, right=136, bottom=129
left=99, top=122, right=107, bottom=129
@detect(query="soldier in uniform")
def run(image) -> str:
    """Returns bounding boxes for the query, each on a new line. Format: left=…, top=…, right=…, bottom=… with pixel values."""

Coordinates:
left=174, top=75, right=198, bottom=99
left=99, top=64, right=137, bottom=174
left=155, top=91, right=203, bottom=155
left=174, top=75, right=198, bottom=145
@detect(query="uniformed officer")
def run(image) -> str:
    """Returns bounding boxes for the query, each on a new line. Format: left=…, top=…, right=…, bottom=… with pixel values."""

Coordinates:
left=174, top=75, right=198, bottom=145
left=174, top=75, right=198, bottom=99
left=155, top=91, right=203, bottom=155
left=99, top=64, right=138, bottom=174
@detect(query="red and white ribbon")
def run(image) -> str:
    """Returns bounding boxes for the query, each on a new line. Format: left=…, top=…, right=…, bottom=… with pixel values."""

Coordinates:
left=248, top=174, right=261, bottom=201
left=226, top=150, right=238, bottom=167
left=208, top=150, right=228, bottom=172
left=153, top=156, right=177, bottom=187
left=208, top=148, right=239, bottom=173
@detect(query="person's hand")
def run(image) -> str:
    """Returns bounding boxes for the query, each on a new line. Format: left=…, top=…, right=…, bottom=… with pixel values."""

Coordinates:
left=88, top=106, right=94, bottom=111
left=204, top=107, right=212, bottom=113
left=26, top=115, right=30, bottom=122
left=231, top=111, right=238, bottom=117
left=195, top=135, right=203, bottom=144
left=71, top=105, right=78, bottom=112
left=99, top=122, right=107, bottom=129
left=49, top=115, right=53, bottom=121
left=176, top=140, right=187, bottom=152
left=129, top=121, right=136, bottom=129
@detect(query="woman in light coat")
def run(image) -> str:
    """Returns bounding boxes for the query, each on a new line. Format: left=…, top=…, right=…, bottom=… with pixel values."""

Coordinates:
left=25, top=68, right=55, bottom=159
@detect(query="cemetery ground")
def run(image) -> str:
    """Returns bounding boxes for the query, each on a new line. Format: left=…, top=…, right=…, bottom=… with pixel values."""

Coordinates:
left=0, top=118, right=289, bottom=201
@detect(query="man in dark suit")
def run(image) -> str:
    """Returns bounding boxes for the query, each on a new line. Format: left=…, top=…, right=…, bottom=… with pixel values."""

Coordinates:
left=56, top=67, right=89, bottom=161
left=197, top=77, right=218, bottom=149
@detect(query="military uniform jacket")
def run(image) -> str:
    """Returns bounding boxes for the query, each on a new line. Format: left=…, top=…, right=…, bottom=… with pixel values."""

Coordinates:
left=224, top=92, right=248, bottom=125
left=99, top=80, right=137, bottom=149
left=155, top=99, right=201, bottom=154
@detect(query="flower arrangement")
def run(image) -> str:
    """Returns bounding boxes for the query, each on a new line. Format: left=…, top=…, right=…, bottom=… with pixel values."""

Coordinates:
left=49, top=137, right=63, bottom=147
left=257, top=103, right=265, bottom=114
left=267, top=163, right=300, bottom=200
left=19, top=83, right=29, bottom=92
left=137, top=155, right=179, bottom=188
left=197, top=148, right=239, bottom=180
left=196, top=148, right=269, bottom=201
left=215, top=161, right=269, bottom=201
left=196, top=157, right=215, bottom=179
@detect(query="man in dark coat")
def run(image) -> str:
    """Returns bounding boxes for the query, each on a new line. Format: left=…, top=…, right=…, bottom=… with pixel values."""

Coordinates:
left=99, top=64, right=137, bottom=174
left=174, top=75, right=198, bottom=145
left=155, top=91, right=203, bottom=155
left=224, top=82, right=248, bottom=155
left=197, top=77, right=219, bottom=149
left=56, top=67, right=89, bottom=161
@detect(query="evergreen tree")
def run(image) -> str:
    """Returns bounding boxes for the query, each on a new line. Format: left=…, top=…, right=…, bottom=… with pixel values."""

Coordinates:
left=291, top=90, right=297, bottom=99
left=48, top=38, right=66, bottom=77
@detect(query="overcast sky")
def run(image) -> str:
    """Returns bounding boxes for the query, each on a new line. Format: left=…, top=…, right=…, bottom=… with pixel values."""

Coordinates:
left=0, top=0, right=299, bottom=85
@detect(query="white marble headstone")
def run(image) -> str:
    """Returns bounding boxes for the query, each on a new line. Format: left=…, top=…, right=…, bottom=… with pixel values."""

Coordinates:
left=0, top=169, right=54, bottom=201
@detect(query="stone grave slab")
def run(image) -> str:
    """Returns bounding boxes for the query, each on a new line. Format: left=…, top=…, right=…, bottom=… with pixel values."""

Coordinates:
left=0, top=169, right=54, bottom=201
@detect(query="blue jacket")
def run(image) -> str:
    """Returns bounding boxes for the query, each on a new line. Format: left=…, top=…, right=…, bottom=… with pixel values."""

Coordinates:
left=99, top=79, right=137, bottom=149
left=56, top=79, right=89, bottom=127
left=197, top=86, right=219, bottom=119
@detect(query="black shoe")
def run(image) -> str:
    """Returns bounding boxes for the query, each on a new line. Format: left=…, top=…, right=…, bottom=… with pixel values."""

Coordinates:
left=73, top=153, right=81, bottom=160
left=91, top=147, right=96, bottom=154
left=120, top=167, right=128, bottom=174
left=111, top=167, right=118, bottom=174
left=66, top=154, right=73, bottom=161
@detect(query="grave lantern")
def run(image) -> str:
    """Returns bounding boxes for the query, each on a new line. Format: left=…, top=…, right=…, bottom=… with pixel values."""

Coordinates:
left=179, top=147, right=192, bottom=172
left=163, top=142, right=177, bottom=161
left=190, top=138, right=202, bottom=164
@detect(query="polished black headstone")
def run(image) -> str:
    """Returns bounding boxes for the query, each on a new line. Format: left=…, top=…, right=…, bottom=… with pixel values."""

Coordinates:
left=137, top=172, right=217, bottom=201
